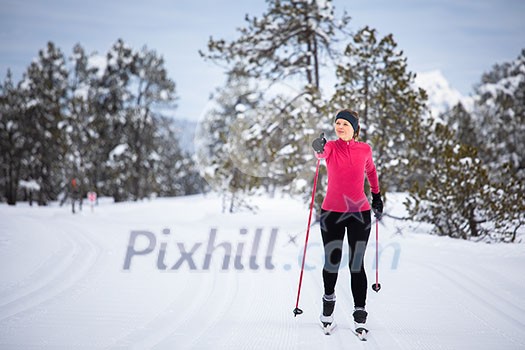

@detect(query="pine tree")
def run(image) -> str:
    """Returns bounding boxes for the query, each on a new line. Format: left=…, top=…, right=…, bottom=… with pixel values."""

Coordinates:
left=408, top=119, right=483, bottom=239
left=257, top=86, right=329, bottom=214
left=199, top=0, right=350, bottom=207
left=95, top=39, right=134, bottom=201
left=63, top=43, right=101, bottom=204
left=472, top=49, right=525, bottom=241
left=125, top=44, right=177, bottom=201
left=406, top=117, right=523, bottom=242
left=474, top=49, right=525, bottom=180
left=95, top=40, right=177, bottom=202
left=21, top=42, right=69, bottom=205
left=332, top=26, right=428, bottom=193
left=200, top=0, right=350, bottom=89
left=195, top=72, right=263, bottom=212
left=405, top=92, right=525, bottom=242
left=154, top=116, right=205, bottom=197
left=1, top=40, right=198, bottom=205
left=447, top=102, right=479, bottom=148
left=0, top=70, right=29, bottom=204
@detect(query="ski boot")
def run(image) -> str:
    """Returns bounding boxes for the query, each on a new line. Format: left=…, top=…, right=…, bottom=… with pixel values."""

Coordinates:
left=353, top=307, right=368, bottom=341
left=319, top=294, right=336, bottom=334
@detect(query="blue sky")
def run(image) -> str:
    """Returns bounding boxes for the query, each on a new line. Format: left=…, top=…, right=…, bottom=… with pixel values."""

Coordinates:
left=1, top=0, right=524, bottom=120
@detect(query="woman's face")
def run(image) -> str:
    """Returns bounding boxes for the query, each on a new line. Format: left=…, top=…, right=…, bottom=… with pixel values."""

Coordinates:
left=334, top=118, right=354, bottom=141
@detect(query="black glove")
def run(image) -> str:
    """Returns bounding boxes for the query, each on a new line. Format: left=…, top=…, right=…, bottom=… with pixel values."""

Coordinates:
left=312, top=133, right=326, bottom=153
left=371, top=192, right=383, bottom=219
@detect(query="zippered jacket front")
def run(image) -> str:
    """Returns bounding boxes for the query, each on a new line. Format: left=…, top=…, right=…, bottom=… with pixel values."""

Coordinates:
left=315, top=139, right=380, bottom=213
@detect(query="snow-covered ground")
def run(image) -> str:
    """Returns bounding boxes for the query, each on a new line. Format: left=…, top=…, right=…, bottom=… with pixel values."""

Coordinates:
left=1, top=193, right=524, bottom=349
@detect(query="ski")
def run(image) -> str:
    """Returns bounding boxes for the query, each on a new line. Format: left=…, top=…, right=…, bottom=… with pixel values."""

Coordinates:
left=320, top=321, right=336, bottom=335
left=354, top=327, right=368, bottom=341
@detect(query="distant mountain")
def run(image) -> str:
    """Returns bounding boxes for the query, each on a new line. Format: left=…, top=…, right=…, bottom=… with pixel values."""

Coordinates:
left=415, top=70, right=473, bottom=117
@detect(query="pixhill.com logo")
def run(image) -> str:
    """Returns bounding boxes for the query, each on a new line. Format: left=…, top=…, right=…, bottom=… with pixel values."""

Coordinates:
left=122, top=227, right=401, bottom=272
left=123, top=228, right=279, bottom=271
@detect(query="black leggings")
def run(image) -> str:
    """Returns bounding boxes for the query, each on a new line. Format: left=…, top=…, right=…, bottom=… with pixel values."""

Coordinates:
left=320, top=209, right=371, bottom=308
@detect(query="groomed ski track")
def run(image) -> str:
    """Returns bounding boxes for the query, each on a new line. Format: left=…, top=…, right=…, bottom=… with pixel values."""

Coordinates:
left=0, top=193, right=524, bottom=349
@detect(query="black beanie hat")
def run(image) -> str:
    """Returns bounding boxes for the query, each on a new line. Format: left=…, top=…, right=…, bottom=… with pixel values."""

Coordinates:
left=334, top=110, right=359, bottom=132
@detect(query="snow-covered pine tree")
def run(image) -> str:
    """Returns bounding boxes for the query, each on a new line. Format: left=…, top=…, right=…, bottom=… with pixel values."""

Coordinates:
left=406, top=120, right=493, bottom=240
left=446, top=102, right=479, bottom=149
left=21, top=42, right=69, bottom=205
left=63, top=43, right=101, bottom=203
left=332, top=26, right=428, bottom=193
left=200, top=0, right=350, bottom=208
left=404, top=51, right=524, bottom=242
left=124, top=45, right=177, bottom=201
left=93, top=39, right=134, bottom=201
left=154, top=116, right=205, bottom=197
left=486, top=162, right=524, bottom=242
left=200, top=0, right=350, bottom=90
left=1, top=40, right=196, bottom=205
left=0, top=70, right=28, bottom=205
left=474, top=49, right=525, bottom=180
left=195, top=71, right=263, bottom=213
left=406, top=103, right=524, bottom=242
left=472, top=49, right=525, bottom=241
left=97, top=39, right=177, bottom=202
left=255, top=87, right=329, bottom=215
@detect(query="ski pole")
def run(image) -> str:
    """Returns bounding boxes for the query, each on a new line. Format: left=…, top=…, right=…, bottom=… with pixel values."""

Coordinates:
left=372, top=217, right=382, bottom=292
left=293, top=157, right=321, bottom=317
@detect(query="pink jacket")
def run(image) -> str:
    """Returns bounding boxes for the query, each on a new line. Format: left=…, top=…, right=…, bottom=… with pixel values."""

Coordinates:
left=315, top=139, right=380, bottom=213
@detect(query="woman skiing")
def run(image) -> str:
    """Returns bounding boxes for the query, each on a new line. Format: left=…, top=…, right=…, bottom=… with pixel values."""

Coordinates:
left=311, top=109, right=383, bottom=337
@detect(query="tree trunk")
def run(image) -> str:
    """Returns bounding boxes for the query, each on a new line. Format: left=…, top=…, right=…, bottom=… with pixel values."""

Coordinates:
left=362, top=66, right=370, bottom=141
left=6, top=155, right=19, bottom=205
left=313, top=35, right=320, bottom=89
